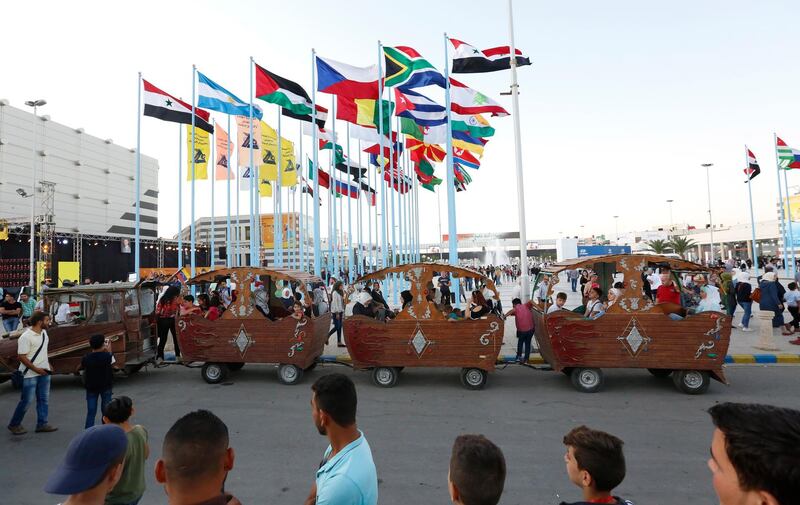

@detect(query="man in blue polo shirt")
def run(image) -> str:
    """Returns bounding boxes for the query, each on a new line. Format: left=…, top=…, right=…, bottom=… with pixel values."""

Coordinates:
left=304, top=373, right=378, bottom=505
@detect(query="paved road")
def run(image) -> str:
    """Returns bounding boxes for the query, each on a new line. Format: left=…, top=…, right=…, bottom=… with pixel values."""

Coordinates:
left=1, top=364, right=796, bottom=505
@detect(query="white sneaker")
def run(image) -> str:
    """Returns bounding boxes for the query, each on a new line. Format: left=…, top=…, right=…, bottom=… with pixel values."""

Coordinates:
left=737, top=323, right=744, bottom=329
left=741, top=327, right=752, bottom=332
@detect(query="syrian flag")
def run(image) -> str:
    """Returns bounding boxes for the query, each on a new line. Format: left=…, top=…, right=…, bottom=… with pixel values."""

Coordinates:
left=449, top=78, right=509, bottom=117
left=143, top=80, right=213, bottom=133
left=744, top=148, right=761, bottom=182
left=777, top=136, right=800, bottom=169
left=449, top=38, right=531, bottom=74
left=283, top=104, right=328, bottom=128
left=255, top=63, right=314, bottom=117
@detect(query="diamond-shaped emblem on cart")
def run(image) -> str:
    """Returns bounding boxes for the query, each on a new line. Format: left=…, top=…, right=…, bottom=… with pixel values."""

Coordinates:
left=230, top=325, right=254, bottom=356
left=617, top=318, right=650, bottom=357
left=410, top=327, right=429, bottom=356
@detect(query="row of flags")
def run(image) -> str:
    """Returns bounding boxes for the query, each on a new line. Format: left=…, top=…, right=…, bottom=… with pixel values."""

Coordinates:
left=744, top=136, right=800, bottom=182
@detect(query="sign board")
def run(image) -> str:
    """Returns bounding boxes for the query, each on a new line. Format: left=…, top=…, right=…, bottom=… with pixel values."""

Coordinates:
left=577, top=245, right=632, bottom=257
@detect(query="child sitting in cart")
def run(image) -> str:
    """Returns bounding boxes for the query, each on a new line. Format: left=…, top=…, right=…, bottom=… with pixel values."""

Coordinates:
left=290, top=301, right=305, bottom=320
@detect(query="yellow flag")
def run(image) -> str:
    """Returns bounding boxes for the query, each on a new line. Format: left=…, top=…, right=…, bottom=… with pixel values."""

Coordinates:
left=185, top=125, right=210, bottom=180
left=258, top=170, right=273, bottom=197
left=260, top=121, right=279, bottom=181
left=280, top=138, right=297, bottom=187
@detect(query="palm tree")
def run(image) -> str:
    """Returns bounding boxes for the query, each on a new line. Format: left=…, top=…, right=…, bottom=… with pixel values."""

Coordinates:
left=645, top=239, right=670, bottom=254
left=668, top=236, right=697, bottom=259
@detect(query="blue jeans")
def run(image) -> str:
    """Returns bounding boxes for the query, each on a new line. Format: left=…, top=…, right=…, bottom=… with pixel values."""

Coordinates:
left=2, top=317, right=20, bottom=333
left=738, top=301, right=752, bottom=328
left=9, top=374, right=50, bottom=428
left=516, top=329, right=535, bottom=363
left=85, top=389, right=113, bottom=429
left=570, top=278, right=577, bottom=292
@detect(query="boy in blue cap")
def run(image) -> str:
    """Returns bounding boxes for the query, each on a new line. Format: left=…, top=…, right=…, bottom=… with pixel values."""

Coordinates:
left=44, top=424, right=128, bottom=505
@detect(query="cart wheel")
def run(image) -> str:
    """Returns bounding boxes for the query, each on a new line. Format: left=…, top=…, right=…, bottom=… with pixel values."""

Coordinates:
left=228, top=363, right=245, bottom=372
left=672, top=370, right=710, bottom=395
left=277, top=364, right=304, bottom=385
left=305, top=362, right=318, bottom=372
left=570, top=367, right=604, bottom=393
left=561, top=368, right=572, bottom=376
left=648, top=368, right=672, bottom=378
left=371, top=367, right=399, bottom=388
left=460, top=368, right=488, bottom=390
left=201, top=363, right=229, bottom=384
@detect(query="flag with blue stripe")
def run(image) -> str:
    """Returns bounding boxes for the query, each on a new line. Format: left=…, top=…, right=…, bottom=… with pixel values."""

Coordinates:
left=198, top=72, right=263, bottom=119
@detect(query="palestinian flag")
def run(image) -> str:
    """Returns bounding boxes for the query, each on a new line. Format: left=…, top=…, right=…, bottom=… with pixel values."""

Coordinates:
left=143, top=79, right=213, bottom=133
left=744, top=148, right=760, bottom=182
left=449, top=38, right=531, bottom=74
left=283, top=104, right=328, bottom=128
left=384, top=46, right=446, bottom=89
left=255, top=63, right=313, bottom=116
left=777, top=137, right=800, bottom=169
left=449, top=78, right=509, bottom=117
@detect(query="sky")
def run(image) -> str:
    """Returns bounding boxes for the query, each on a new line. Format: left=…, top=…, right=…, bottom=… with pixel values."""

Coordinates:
left=2, top=0, right=800, bottom=245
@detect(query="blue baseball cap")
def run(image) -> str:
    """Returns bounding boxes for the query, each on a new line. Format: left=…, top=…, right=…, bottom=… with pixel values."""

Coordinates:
left=44, top=425, right=128, bottom=495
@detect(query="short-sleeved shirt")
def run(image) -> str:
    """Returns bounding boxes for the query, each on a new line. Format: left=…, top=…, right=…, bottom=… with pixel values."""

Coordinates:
left=17, top=328, right=50, bottom=378
left=19, top=299, right=36, bottom=318
left=785, top=290, right=800, bottom=307
left=316, top=432, right=378, bottom=505
left=512, top=304, right=534, bottom=332
left=656, top=284, right=681, bottom=305
left=106, top=425, right=148, bottom=505
left=1, top=300, right=22, bottom=320
left=82, top=351, right=114, bottom=393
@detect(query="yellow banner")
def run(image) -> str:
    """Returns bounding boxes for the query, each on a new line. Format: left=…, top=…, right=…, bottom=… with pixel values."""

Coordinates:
left=236, top=116, right=261, bottom=166
left=57, top=262, right=80, bottom=287
left=185, top=125, right=210, bottom=180
left=214, top=122, right=233, bottom=180
left=260, top=121, right=279, bottom=181
left=281, top=138, right=297, bottom=187
left=258, top=171, right=273, bottom=197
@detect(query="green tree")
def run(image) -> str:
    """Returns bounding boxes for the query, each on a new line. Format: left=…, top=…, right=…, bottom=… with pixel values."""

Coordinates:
left=645, top=239, right=671, bottom=254
left=668, top=236, right=697, bottom=259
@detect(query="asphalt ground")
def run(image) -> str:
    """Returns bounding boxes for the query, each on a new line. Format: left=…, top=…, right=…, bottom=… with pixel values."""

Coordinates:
left=2, top=363, right=798, bottom=505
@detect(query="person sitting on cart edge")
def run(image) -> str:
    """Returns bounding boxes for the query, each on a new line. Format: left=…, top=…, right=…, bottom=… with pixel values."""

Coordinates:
left=155, top=409, right=241, bottom=505
left=547, top=292, right=568, bottom=314
left=448, top=434, right=506, bottom=505
left=305, top=373, right=378, bottom=505
left=560, top=425, right=633, bottom=505
left=707, top=402, right=800, bottom=505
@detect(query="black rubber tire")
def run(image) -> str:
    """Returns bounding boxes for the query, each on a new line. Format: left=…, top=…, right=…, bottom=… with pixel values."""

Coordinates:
left=570, top=367, right=604, bottom=393
left=648, top=368, right=673, bottom=378
left=460, top=368, right=488, bottom=390
left=228, top=362, right=245, bottom=372
left=672, top=370, right=710, bottom=395
left=201, top=363, right=229, bottom=384
left=371, top=367, right=399, bottom=388
left=561, top=368, right=572, bottom=376
left=277, top=364, right=304, bottom=385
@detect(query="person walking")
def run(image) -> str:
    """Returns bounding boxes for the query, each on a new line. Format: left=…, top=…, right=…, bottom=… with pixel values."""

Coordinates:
left=8, top=311, right=57, bottom=435
left=735, top=272, right=753, bottom=332
left=328, top=281, right=345, bottom=348
left=78, top=334, right=115, bottom=429
left=567, top=269, right=578, bottom=292
left=505, top=298, right=535, bottom=364
left=155, top=286, right=181, bottom=363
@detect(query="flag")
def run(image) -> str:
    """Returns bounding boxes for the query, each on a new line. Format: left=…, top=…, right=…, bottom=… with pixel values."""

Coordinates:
left=197, top=72, right=262, bottom=119
left=316, top=56, right=380, bottom=98
left=238, top=166, right=252, bottom=191
left=384, top=167, right=412, bottom=193
left=744, top=148, right=760, bottom=182
left=260, top=121, right=279, bottom=180
left=320, top=140, right=346, bottom=165
left=214, top=123, right=233, bottom=180
left=452, top=113, right=495, bottom=138
left=185, top=125, right=210, bottom=180
left=363, top=142, right=403, bottom=167
left=336, top=159, right=367, bottom=179
left=336, top=96, right=394, bottom=134
left=348, top=124, right=395, bottom=144
left=302, top=123, right=337, bottom=142
left=453, top=147, right=481, bottom=169
left=777, top=137, right=800, bottom=169
left=143, top=79, right=213, bottom=133
left=452, top=130, right=486, bottom=157
left=394, top=88, right=446, bottom=126
left=259, top=177, right=273, bottom=197
left=384, top=46, right=446, bottom=89
left=283, top=104, right=327, bottom=128
left=449, top=38, right=531, bottom=73
left=334, top=180, right=359, bottom=199
left=302, top=177, right=314, bottom=198
left=308, top=159, right=331, bottom=189
left=449, top=78, right=509, bottom=117
left=236, top=116, right=261, bottom=166
left=281, top=140, right=297, bottom=186
left=254, top=62, right=314, bottom=116
left=406, top=138, right=445, bottom=163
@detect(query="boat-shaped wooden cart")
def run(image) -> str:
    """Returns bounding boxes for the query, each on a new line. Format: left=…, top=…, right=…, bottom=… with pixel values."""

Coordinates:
left=176, top=267, right=330, bottom=385
left=343, top=263, right=504, bottom=389
left=532, top=254, right=731, bottom=394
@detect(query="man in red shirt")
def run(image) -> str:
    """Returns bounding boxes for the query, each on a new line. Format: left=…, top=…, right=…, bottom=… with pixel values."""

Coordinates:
left=655, top=267, right=681, bottom=305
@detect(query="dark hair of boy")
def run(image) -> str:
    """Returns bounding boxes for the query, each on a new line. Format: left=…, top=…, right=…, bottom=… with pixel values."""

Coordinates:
left=183, top=295, right=194, bottom=303
left=29, top=310, right=48, bottom=327
left=161, top=410, right=229, bottom=482
left=563, top=426, right=626, bottom=492
left=788, top=282, right=797, bottom=291
left=708, top=402, right=800, bottom=505
left=512, top=298, right=522, bottom=305
left=103, top=396, right=133, bottom=424
left=90, top=334, right=105, bottom=350
left=591, top=287, right=603, bottom=297
left=449, top=434, right=506, bottom=505
left=557, top=292, right=568, bottom=301
left=311, top=373, right=357, bottom=426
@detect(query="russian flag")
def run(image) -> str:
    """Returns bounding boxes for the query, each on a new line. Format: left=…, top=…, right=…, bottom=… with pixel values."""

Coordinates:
left=334, top=180, right=359, bottom=199
left=316, top=56, right=380, bottom=99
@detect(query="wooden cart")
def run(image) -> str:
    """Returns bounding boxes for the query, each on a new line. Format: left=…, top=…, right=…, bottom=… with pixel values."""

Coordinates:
left=532, top=254, right=731, bottom=394
left=176, top=267, right=330, bottom=385
left=343, top=263, right=504, bottom=389
left=0, top=281, right=159, bottom=383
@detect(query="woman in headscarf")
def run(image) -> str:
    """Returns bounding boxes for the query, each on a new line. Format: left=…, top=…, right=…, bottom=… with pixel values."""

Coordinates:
left=720, top=272, right=736, bottom=318
left=758, top=272, right=785, bottom=330
left=735, top=271, right=753, bottom=332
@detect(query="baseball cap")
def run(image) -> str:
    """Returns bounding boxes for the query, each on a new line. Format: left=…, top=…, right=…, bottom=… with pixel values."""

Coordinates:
left=44, top=425, right=128, bottom=495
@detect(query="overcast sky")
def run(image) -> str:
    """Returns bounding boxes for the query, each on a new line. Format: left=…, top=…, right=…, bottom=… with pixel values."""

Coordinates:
left=2, top=0, right=799, bottom=244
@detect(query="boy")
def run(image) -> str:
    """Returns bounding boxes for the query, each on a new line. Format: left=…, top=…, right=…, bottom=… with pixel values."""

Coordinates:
left=548, top=292, right=568, bottom=314
left=448, top=434, right=506, bottom=505
left=104, top=396, right=149, bottom=505
left=505, top=298, right=535, bottom=364
left=560, top=425, right=634, bottom=505
left=78, top=334, right=115, bottom=429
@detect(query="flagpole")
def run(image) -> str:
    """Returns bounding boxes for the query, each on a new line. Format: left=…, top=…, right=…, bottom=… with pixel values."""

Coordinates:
left=135, top=72, right=142, bottom=281
left=443, top=32, right=460, bottom=305
left=277, top=108, right=283, bottom=266
left=210, top=123, right=216, bottom=269
left=178, top=124, right=183, bottom=270
left=357, top=145, right=363, bottom=275
left=299, top=121, right=304, bottom=271
left=330, top=95, right=338, bottom=281
left=774, top=133, right=791, bottom=276
left=248, top=57, right=256, bottom=267
left=190, top=64, right=197, bottom=289
left=378, top=41, right=389, bottom=278
left=745, top=146, right=760, bottom=277
left=414, top=159, right=421, bottom=261
left=346, top=123, right=354, bottom=283
left=226, top=115, right=232, bottom=268
left=311, top=50, right=322, bottom=278
left=783, top=163, right=797, bottom=277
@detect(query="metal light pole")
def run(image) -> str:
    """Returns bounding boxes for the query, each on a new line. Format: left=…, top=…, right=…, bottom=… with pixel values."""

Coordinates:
left=702, top=163, right=714, bottom=264
left=666, top=199, right=674, bottom=231
left=24, top=99, right=46, bottom=294
left=613, top=215, right=619, bottom=241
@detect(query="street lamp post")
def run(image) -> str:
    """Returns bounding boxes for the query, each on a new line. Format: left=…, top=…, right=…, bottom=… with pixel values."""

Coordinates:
left=613, top=215, right=619, bottom=242
left=702, top=163, right=714, bottom=264
left=24, top=99, right=46, bottom=294
left=666, top=199, right=674, bottom=232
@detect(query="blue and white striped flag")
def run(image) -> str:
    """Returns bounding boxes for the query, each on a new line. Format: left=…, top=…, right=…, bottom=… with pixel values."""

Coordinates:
left=197, top=71, right=262, bottom=119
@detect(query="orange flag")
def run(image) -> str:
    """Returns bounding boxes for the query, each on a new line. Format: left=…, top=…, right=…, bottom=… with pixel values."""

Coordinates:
left=214, top=123, right=233, bottom=180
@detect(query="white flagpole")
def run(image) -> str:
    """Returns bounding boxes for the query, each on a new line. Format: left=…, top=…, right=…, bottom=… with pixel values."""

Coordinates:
left=378, top=41, right=388, bottom=275
left=745, top=146, right=760, bottom=278
left=367, top=149, right=373, bottom=273
left=311, top=49, right=322, bottom=278
left=783, top=164, right=797, bottom=276
left=134, top=72, right=142, bottom=280
left=210, top=123, right=216, bottom=269
left=331, top=95, right=338, bottom=279
left=177, top=124, right=183, bottom=269
left=443, top=32, right=460, bottom=306
left=226, top=115, right=232, bottom=267
left=347, top=123, right=354, bottom=282
left=357, top=145, right=363, bottom=275
left=248, top=57, right=256, bottom=267
left=190, top=64, right=197, bottom=288
left=277, top=108, right=283, bottom=266
left=774, top=133, right=791, bottom=275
